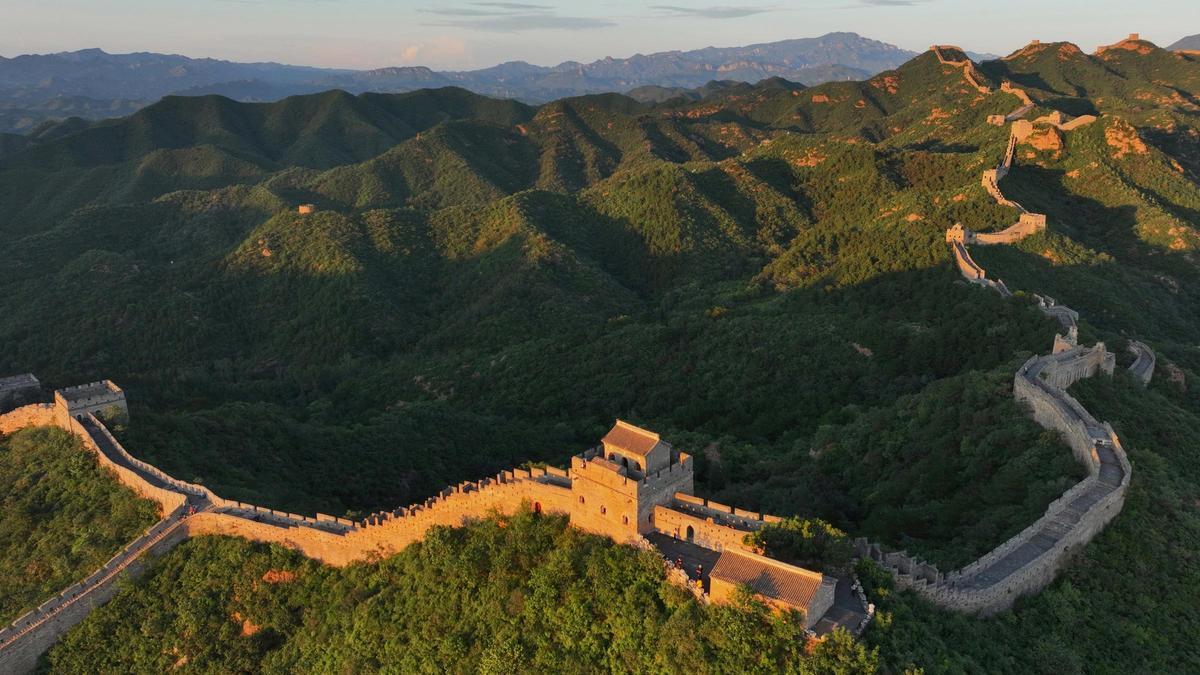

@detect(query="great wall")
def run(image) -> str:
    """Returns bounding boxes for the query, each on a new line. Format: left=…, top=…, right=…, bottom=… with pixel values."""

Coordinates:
left=0, top=399, right=865, bottom=672
left=0, top=43, right=1160, bottom=672
left=858, top=47, right=1152, bottom=614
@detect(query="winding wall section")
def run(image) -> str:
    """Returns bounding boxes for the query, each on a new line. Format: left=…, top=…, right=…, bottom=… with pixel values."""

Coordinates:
left=858, top=63, right=1152, bottom=615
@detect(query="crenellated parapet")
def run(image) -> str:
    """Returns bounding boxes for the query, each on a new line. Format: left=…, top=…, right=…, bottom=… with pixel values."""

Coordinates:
left=907, top=85, right=1134, bottom=615
left=861, top=341, right=1128, bottom=616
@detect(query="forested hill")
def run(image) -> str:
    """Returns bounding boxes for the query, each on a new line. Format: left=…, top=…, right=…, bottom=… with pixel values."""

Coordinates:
left=1, top=37, right=1199, bottom=672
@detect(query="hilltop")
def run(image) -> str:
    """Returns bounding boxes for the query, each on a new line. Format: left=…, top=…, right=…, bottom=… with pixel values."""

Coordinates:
left=0, top=36, right=1198, bottom=672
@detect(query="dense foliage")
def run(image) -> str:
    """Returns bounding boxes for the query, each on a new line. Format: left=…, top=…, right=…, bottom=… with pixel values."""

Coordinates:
left=43, top=511, right=878, bottom=674
left=745, top=517, right=854, bottom=574
left=0, top=426, right=158, bottom=624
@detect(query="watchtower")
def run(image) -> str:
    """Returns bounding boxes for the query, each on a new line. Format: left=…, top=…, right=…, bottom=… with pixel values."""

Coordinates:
left=601, top=419, right=671, bottom=474
left=54, top=380, right=128, bottom=424
left=569, top=420, right=693, bottom=541
left=0, top=374, right=41, bottom=413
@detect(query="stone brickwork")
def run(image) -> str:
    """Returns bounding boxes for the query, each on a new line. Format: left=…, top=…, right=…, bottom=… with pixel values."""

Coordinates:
left=0, top=511, right=190, bottom=675
left=893, top=78, right=1145, bottom=614
left=53, top=380, right=127, bottom=425
left=652, top=494, right=780, bottom=553
left=973, top=213, right=1047, bottom=245
left=0, top=403, right=55, bottom=435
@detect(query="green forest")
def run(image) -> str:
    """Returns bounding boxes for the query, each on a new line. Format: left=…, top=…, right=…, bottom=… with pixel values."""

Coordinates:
left=0, top=39, right=1197, bottom=673
left=0, top=427, right=158, bottom=625
left=41, top=512, right=877, bottom=674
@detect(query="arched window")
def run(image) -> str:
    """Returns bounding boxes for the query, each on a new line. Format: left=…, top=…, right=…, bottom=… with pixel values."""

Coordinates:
left=579, top=496, right=585, bottom=504
left=622, top=515, right=629, bottom=525
left=600, top=506, right=607, bottom=515
left=533, top=502, right=542, bottom=515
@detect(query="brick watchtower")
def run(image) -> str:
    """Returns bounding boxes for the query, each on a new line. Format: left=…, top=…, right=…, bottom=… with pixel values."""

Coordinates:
left=568, top=420, right=693, bottom=541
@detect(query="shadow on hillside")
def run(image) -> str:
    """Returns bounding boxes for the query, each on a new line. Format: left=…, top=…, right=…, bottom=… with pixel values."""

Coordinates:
left=1003, top=164, right=1145, bottom=254
left=743, top=157, right=815, bottom=219
left=902, top=140, right=979, bottom=153
left=979, top=64, right=1056, bottom=94
left=1141, top=125, right=1200, bottom=180
left=1039, top=96, right=1099, bottom=117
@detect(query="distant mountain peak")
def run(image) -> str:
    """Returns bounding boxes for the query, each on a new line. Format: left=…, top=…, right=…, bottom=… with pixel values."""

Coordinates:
left=0, top=33, right=927, bottom=131
left=1167, top=33, right=1200, bottom=51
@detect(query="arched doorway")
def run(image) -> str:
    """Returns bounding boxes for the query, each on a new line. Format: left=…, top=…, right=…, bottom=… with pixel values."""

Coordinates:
left=685, top=525, right=694, bottom=542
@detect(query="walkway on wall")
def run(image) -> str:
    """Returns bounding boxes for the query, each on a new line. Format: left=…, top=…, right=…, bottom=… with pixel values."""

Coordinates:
left=859, top=71, right=1149, bottom=615
left=82, top=417, right=210, bottom=511
left=0, top=418, right=211, bottom=673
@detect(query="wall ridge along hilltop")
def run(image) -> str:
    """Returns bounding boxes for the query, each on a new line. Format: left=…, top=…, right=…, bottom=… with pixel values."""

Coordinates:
left=0, top=399, right=857, bottom=671
left=857, top=61, right=1149, bottom=614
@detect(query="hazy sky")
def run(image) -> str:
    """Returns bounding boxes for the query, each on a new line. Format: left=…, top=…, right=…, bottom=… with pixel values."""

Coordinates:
left=1, top=1, right=1194, bottom=70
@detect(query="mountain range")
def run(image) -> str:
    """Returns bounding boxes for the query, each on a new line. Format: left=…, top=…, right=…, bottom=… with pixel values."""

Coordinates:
left=0, top=33, right=992, bottom=133
left=1170, top=33, right=1200, bottom=51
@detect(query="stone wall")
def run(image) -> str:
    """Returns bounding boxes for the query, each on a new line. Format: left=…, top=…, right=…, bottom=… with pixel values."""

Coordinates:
left=0, top=374, right=41, bottom=414
left=1127, top=341, right=1156, bottom=386
left=929, top=46, right=991, bottom=93
left=0, top=511, right=189, bottom=675
left=891, top=85, right=1134, bottom=616
left=67, top=415, right=189, bottom=515
left=53, top=381, right=127, bottom=424
left=973, top=213, right=1046, bottom=245
left=652, top=505, right=759, bottom=553
left=0, top=404, right=55, bottom=435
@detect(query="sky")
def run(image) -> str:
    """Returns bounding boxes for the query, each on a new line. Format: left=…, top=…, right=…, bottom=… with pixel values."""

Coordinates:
left=1, top=0, right=1195, bottom=70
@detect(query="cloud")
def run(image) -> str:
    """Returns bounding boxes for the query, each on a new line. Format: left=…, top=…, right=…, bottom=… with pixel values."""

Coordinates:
left=396, top=36, right=469, bottom=65
left=649, top=4, right=779, bottom=19
left=472, top=2, right=554, bottom=9
left=421, top=3, right=615, bottom=32
left=854, top=0, right=927, bottom=5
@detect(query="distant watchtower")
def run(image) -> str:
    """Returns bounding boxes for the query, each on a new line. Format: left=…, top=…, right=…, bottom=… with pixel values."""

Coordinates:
left=54, top=380, right=128, bottom=424
left=0, top=374, right=41, bottom=413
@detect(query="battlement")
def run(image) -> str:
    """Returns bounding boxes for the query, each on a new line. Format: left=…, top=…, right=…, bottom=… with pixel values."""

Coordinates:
left=54, top=380, right=127, bottom=423
left=918, top=102, right=1139, bottom=615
